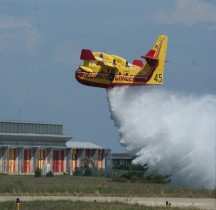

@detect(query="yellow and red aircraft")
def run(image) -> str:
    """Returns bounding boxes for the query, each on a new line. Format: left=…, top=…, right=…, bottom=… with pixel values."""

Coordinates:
left=75, top=35, right=168, bottom=88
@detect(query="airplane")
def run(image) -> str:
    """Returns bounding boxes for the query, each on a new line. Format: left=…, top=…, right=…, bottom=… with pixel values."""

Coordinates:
left=75, top=35, right=168, bottom=88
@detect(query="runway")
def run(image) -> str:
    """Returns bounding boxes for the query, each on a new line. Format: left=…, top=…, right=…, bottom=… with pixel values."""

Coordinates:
left=0, top=196, right=215, bottom=209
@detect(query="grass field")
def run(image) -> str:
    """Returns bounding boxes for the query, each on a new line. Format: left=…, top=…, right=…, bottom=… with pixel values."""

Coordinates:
left=0, top=175, right=215, bottom=210
left=0, top=175, right=215, bottom=198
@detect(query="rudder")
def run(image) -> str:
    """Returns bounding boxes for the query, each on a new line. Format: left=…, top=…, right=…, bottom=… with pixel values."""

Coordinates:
left=143, top=35, right=168, bottom=85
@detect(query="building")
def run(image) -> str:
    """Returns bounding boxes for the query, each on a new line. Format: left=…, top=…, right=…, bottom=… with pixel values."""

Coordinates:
left=0, top=121, right=110, bottom=175
left=112, top=153, right=136, bottom=167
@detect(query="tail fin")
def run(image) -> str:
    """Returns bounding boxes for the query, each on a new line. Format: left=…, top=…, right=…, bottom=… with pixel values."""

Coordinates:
left=143, top=35, right=168, bottom=85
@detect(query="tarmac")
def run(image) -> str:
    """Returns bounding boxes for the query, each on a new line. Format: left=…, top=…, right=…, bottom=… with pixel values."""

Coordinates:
left=0, top=196, right=215, bottom=209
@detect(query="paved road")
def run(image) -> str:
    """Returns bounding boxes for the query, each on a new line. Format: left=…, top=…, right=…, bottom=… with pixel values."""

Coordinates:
left=0, top=196, right=215, bottom=209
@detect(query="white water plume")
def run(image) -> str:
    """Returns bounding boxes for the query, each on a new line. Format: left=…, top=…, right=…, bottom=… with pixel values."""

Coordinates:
left=107, top=86, right=216, bottom=188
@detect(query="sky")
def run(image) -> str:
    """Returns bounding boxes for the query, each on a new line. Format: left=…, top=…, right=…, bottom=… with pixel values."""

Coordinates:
left=0, top=0, right=215, bottom=152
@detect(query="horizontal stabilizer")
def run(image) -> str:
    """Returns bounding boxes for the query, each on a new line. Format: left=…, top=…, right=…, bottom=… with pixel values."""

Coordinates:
left=80, top=49, right=96, bottom=60
left=141, top=50, right=158, bottom=67
left=132, top=60, right=143, bottom=68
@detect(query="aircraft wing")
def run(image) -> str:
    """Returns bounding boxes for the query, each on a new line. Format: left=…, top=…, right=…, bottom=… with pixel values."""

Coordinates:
left=94, top=56, right=115, bottom=68
left=80, top=49, right=115, bottom=68
left=102, top=61, right=115, bottom=68
left=132, top=60, right=143, bottom=68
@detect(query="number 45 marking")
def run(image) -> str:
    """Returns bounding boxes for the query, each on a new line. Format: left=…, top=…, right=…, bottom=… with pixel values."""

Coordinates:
left=154, top=74, right=163, bottom=83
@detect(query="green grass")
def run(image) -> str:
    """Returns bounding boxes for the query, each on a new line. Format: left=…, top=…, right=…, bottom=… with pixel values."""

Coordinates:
left=0, top=200, right=202, bottom=210
left=0, top=175, right=215, bottom=198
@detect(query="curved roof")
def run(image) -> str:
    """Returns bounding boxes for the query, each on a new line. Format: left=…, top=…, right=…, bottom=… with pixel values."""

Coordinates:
left=0, top=132, right=72, bottom=147
left=66, top=141, right=103, bottom=149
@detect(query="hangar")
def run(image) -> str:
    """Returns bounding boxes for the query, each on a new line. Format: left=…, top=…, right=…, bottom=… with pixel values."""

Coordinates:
left=0, top=121, right=110, bottom=175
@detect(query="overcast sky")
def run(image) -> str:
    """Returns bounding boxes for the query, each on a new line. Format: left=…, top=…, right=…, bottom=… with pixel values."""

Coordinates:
left=0, top=0, right=215, bottom=152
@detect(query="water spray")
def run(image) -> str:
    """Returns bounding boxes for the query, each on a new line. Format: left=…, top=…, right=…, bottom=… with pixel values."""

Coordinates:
left=107, top=86, right=215, bottom=188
